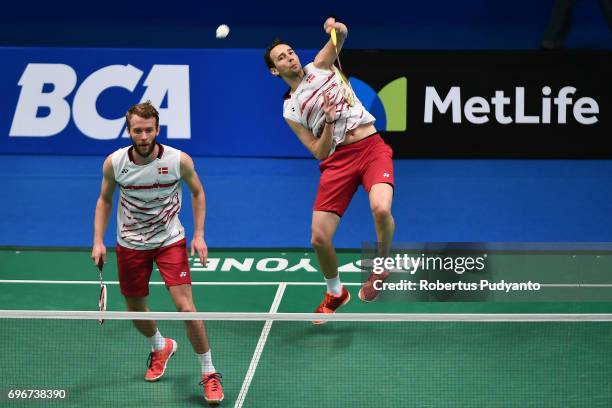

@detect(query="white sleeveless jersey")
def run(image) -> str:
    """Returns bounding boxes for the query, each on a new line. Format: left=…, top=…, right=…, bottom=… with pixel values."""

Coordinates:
left=283, top=62, right=375, bottom=155
left=111, top=143, right=185, bottom=250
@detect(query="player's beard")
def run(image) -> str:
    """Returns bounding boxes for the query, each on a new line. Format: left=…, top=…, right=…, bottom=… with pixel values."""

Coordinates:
left=131, top=137, right=156, bottom=159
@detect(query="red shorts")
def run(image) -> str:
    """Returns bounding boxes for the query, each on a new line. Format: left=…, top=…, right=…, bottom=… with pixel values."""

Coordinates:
left=116, top=238, right=191, bottom=297
left=314, top=134, right=394, bottom=216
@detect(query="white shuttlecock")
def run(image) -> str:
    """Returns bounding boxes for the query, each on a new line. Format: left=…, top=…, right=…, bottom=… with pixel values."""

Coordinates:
left=216, top=24, right=230, bottom=39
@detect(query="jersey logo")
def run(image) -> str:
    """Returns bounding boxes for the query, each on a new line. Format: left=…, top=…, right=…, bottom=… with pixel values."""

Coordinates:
left=383, top=172, right=390, bottom=178
left=120, top=168, right=129, bottom=174
left=158, top=167, right=168, bottom=174
left=306, top=74, right=315, bottom=83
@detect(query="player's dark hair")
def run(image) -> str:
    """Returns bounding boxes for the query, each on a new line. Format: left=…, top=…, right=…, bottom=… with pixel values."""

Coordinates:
left=125, top=101, right=159, bottom=130
left=264, top=38, right=293, bottom=69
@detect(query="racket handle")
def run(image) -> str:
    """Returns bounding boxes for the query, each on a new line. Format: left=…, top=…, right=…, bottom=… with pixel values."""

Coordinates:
left=331, top=28, right=337, bottom=47
left=97, top=259, right=104, bottom=272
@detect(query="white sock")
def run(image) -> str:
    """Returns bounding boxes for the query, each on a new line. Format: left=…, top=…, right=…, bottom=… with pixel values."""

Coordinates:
left=198, top=351, right=216, bottom=374
left=325, top=276, right=343, bottom=296
left=147, top=330, right=165, bottom=351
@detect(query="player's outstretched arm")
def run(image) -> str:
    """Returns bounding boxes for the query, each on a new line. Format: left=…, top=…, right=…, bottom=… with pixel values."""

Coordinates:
left=313, top=17, right=348, bottom=70
left=91, top=155, right=116, bottom=267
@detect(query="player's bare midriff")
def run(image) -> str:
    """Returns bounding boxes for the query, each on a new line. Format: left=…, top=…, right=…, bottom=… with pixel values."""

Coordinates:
left=339, top=123, right=378, bottom=146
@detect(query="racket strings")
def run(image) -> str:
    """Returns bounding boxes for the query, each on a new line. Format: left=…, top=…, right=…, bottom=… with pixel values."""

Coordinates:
left=334, top=48, right=344, bottom=73
left=97, top=263, right=106, bottom=325
left=99, top=284, right=107, bottom=310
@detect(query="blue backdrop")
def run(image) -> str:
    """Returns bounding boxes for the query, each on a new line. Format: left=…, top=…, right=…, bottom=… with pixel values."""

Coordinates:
left=0, top=47, right=318, bottom=157
left=1, top=155, right=611, bottom=248
left=0, top=1, right=610, bottom=49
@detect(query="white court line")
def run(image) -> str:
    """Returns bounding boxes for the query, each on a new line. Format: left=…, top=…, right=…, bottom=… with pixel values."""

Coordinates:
left=539, top=284, right=612, bottom=287
left=2, top=280, right=612, bottom=288
left=234, top=282, right=287, bottom=408
left=0, top=280, right=360, bottom=286
left=5, top=310, right=612, bottom=322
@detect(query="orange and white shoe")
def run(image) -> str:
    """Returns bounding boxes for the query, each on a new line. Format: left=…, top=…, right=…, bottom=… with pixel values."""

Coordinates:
left=145, top=338, right=177, bottom=382
left=201, top=372, right=224, bottom=405
left=358, top=271, right=391, bottom=302
left=313, top=286, right=351, bottom=324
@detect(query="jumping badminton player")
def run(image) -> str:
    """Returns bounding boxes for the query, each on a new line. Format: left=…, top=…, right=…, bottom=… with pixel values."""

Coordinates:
left=264, top=17, right=396, bottom=320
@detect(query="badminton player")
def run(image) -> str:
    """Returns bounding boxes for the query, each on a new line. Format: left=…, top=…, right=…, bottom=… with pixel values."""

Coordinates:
left=90, top=102, right=223, bottom=405
left=264, top=17, right=396, bottom=320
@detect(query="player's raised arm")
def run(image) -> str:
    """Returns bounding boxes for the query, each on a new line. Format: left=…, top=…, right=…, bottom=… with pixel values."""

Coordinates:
left=313, top=17, right=348, bottom=70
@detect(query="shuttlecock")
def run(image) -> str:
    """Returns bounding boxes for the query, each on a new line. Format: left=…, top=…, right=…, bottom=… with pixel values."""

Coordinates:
left=216, top=24, right=230, bottom=39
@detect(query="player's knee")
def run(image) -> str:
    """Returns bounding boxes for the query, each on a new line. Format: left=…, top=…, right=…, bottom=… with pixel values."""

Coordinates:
left=127, top=304, right=148, bottom=312
left=125, top=298, right=148, bottom=312
left=176, top=303, right=196, bottom=313
left=311, top=229, right=332, bottom=249
left=371, top=202, right=391, bottom=221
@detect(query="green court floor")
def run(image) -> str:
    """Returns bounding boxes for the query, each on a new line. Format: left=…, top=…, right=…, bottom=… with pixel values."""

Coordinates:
left=1, top=247, right=612, bottom=407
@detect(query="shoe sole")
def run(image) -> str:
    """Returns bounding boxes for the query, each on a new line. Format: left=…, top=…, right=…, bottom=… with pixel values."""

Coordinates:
left=312, top=291, right=351, bottom=325
left=145, top=339, right=178, bottom=382
left=205, top=395, right=224, bottom=405
left=358, top=287, right=379, bottom=303
left=359, top=272, right=392, bottom=302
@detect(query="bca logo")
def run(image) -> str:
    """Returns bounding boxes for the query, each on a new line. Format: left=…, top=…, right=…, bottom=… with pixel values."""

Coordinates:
left=9, top=64, right=191, bottom=140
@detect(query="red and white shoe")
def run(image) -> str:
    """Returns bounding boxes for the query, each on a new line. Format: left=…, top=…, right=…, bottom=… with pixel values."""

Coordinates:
left=201, top=372, right=224, bottom=405
left=145, top=338, right=177, bottom=382
left=313, top=286, right=351, bottom=324
left=358, top=271, right=391, bottom=302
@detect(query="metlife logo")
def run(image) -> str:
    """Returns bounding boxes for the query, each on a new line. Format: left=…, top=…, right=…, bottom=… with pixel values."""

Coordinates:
left=340, top=49, right=611, bottom=158
left=9, top=63, right=191, bottom=139
left=424, top=86, right=599, bottom=125
left=351, top=77, right=407, bottom=131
